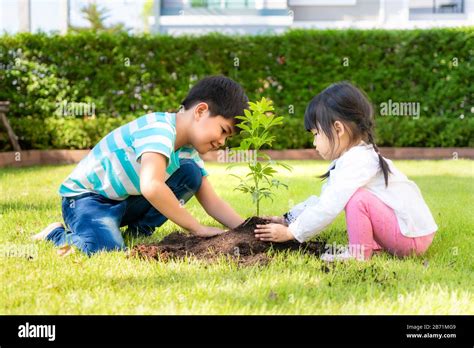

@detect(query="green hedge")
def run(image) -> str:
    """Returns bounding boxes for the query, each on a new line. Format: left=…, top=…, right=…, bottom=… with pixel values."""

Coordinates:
left=0, top=28, right=473, bottom=151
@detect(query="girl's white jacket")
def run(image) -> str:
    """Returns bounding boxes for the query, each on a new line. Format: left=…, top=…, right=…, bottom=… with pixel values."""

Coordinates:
left=286, top=142, right=438, bottom=243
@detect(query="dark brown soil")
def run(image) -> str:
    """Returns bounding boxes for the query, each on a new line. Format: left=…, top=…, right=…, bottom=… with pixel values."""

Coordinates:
left=128, top=217, right=326, bottom=266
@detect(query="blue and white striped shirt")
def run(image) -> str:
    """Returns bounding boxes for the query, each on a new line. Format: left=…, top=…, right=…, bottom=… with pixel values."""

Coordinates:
left=59, top=112, right=208, bottom=200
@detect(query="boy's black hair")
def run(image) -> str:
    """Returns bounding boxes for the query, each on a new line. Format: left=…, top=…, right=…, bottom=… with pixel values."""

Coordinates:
left=181, top=75, right=248, bottom=122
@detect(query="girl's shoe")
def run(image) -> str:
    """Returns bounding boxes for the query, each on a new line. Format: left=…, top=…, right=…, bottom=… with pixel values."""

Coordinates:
left=32, top=222, right=63, bottom=241
left=320, top=249, right=359, bottom=262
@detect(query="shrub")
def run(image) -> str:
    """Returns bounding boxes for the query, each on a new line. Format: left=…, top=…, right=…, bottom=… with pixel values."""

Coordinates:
left=0, top=28, right=472, bottom=150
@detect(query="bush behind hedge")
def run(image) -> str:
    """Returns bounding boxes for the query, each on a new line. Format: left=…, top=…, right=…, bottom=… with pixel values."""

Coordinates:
left=0, top=28, right=472, bottom=150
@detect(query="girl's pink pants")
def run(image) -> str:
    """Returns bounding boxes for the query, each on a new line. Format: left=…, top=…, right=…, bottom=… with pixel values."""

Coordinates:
left=345, top=188, right=436, bottom=260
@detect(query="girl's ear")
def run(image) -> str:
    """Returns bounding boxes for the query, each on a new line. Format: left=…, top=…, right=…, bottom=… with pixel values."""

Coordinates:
left=333, top=120, right=346, bottom=138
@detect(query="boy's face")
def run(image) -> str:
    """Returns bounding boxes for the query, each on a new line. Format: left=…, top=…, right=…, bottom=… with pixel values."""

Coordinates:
left=190, top=103, right=236, bottom=154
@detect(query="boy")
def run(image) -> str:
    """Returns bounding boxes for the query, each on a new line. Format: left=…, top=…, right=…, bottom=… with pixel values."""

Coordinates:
left=34, top=76, right=247, bottom=256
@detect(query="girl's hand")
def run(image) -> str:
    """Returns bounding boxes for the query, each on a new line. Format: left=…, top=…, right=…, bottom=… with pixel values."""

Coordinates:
left=262, top=215, right=287, bottom=226
left=254, top=223, right=294, bottom=243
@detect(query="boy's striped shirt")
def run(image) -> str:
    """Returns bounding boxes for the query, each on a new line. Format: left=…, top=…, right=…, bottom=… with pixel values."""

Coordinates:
left=59, top=112, right=208, bottom=200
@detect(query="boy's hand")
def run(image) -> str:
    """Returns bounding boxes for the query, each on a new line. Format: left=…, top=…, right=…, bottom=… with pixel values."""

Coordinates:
left=254, top=223, right=295, bottom=243
left=193, top=226, right=226, bottom=238
left=262, top=215, right=287, bottom=226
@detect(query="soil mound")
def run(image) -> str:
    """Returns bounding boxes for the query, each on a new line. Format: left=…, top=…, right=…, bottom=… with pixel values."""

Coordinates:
left=129, top=217, right=325, bottom=266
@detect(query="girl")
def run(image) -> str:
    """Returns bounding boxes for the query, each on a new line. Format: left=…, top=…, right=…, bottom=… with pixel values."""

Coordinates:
left=254, top=81, right=438, bottom=261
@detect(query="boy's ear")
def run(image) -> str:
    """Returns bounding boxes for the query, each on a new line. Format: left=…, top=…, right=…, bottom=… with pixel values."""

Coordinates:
left=333, top=121, right=345, bottom=137
left=193, top=102, right=209, bottom=121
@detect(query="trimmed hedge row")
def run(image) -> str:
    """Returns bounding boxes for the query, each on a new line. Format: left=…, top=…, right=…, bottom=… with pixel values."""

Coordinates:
left=0, top=28, right=473, bottom=150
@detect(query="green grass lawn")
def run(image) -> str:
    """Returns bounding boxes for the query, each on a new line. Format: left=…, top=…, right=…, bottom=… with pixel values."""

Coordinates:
left=0, top=160, right=473, bottom=314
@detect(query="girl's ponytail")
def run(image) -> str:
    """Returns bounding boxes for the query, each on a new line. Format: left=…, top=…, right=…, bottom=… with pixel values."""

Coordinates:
left=367, top=131, right=391, bottom=187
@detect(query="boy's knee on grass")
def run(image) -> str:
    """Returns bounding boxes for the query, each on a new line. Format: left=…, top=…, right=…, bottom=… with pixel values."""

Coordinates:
left=72, top=217, right=125, bottom=256
left=81, top=239, right=126, bottom=256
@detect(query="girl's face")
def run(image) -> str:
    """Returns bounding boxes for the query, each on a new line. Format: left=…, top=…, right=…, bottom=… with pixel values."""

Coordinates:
left=311, top=128, right=332, bottom=160
left=311, top=121, right=352, bottom=160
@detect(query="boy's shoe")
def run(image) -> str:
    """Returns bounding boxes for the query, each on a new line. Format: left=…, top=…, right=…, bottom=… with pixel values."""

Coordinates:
left=320, top=250, right=361, bottom=262
left=32, top=222, right=64, bottom=241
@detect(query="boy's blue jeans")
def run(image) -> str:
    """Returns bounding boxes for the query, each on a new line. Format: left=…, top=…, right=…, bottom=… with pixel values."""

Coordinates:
left=47, top=159, right=202, bottom=256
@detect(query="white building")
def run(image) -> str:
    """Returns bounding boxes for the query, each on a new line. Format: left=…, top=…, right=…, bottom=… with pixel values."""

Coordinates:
left=1, top=0, right=473, bottom=35
left=155, top=0, right=473, bottom=34
left=290, top=0, right=474, bottom=30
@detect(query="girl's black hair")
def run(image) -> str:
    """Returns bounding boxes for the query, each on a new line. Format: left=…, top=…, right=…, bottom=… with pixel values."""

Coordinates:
left=304, top=81, right=392, bottom=187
